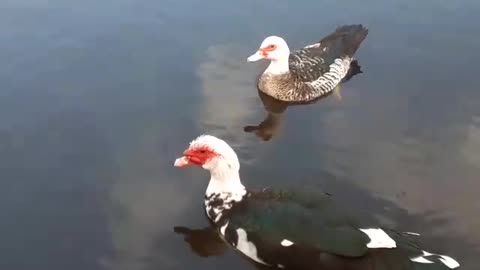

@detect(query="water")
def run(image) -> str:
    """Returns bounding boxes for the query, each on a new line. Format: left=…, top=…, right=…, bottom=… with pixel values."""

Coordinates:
left=1, top=0, right=479, bottom=269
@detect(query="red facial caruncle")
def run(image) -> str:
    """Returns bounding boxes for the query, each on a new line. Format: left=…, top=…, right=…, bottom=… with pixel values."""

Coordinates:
left=174, top=145, right=219, bottom=167
left=259, top=44, right=277, bottom=57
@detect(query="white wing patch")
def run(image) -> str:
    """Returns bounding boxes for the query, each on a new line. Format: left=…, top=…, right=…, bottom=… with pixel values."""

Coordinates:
left=304, top=43, right=321, bottom=48
left=404, top=231, right=421, bottom=236
left=411, top=256, right=434, bottom=264
left=236, top=228, right=268, bottom=265
left=410, top=250, right=460, bottom=269
left=280, top=239, right=294, bottom=247
left=359, top=228, right=397, bottom=248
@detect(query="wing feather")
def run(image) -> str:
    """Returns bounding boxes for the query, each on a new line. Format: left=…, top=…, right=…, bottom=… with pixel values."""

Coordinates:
left=228, top=189, right=372, bottom=257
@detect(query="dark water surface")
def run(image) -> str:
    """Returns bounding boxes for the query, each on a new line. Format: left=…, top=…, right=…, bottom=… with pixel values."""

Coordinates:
left=1, top=0, right=479, bottom=269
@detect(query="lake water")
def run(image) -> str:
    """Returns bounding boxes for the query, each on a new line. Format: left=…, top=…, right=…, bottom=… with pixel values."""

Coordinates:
left=1, top=0, right=479, bottom=269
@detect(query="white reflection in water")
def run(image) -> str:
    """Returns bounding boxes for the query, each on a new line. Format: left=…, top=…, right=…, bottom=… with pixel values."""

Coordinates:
left=105, top=128, right=202, bottom=270
left=195, top=44, right=268, bottom=166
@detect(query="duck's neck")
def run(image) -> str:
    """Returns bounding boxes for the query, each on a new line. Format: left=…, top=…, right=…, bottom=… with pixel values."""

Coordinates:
left=206, top=164, right=246, bottom=198
left=264, top=57, right=290, bottom=75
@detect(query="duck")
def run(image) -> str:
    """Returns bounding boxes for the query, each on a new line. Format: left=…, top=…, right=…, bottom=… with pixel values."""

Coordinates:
left=247, top=24, right=368, bottom=103
left=245, top=60, right=364, bottom=141
left=173, top=134, right=460, bottom=270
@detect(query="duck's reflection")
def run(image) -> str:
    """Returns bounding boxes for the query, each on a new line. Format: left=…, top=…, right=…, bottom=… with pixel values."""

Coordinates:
left=173, top=226, right=227, bottom=258
left=173, top=225, right=273, bottom=270
left=244, top=60, right=363, bottom=141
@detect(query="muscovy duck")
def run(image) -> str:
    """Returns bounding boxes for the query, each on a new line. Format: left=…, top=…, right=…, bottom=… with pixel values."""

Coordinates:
left=247, top=24, right=368, bottom=103
left=173, top=135, right=460, bottom=270
left=244, top=60, right=364, bottom=141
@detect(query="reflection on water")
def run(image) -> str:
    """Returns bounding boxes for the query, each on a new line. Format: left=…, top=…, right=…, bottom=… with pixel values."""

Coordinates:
left=196, top=44, right=259, bottom=144
left=174, top=226, right=228, bottom=258
left=0, top=0, right=479, bottom=269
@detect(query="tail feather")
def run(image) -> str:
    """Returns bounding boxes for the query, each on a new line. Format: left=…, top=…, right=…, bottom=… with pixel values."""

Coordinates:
left=410, top=250, right=460, bottom=269
left=319, top=24, right=369, bottom=57
left=341, top=24, right=368, bottom=56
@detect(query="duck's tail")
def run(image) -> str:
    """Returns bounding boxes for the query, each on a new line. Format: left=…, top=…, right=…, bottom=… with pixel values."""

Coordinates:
left=340, top=24, right=369, bottom=57
left=320, top=24, right=369, bottom=57
left=409, top=249, right=460, bottom=269
left=392, top=231, right=461, bottom=269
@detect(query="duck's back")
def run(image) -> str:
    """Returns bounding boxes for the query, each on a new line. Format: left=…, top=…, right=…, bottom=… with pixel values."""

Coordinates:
left=289, top=24, right=369, bottom=82
left=216, top=188, right=460, bottom=270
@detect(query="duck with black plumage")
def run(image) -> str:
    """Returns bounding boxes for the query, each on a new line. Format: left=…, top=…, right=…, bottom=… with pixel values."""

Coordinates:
left=173, top=134, right=460, bottom=270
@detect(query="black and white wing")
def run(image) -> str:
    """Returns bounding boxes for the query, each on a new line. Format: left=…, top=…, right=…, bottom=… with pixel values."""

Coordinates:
left=288, top=24, right=368, bottom=83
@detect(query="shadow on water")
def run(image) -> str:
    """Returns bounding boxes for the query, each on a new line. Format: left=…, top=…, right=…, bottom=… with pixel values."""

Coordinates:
left=171, top=171, right=479, bottom=269
left=244, top=60, right=363, bottom=141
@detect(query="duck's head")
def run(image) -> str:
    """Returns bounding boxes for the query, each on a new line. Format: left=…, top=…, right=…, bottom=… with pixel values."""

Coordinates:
left=247, top=36, right=290, bottom=62
left=174, top=135, right=240, bottom=173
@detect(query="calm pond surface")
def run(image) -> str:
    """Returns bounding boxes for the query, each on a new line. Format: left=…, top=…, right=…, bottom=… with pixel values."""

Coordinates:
left=1, top=0, right=479, bottom=269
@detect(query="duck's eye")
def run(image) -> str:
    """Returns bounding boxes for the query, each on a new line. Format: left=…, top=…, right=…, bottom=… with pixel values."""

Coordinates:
left=269, top=44, right=276, bottom=49
left=199, top=150, right=206, bottom=154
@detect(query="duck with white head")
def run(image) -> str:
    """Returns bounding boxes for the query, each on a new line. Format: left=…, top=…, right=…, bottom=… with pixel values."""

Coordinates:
left=173, top=134, right=460, bottom=270
left=174, top=135, right=246, bottom=200
left=247, top=36, right=291, bottom=75
left=246, top=24, right=369, bottom=103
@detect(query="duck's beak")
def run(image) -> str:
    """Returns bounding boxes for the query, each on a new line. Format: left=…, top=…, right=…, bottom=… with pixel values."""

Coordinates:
left=174, top=156, right=190, bottom=167
left=174, top=150, right=192, bottom=167
left=247, top=50, right=264, bottom=62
